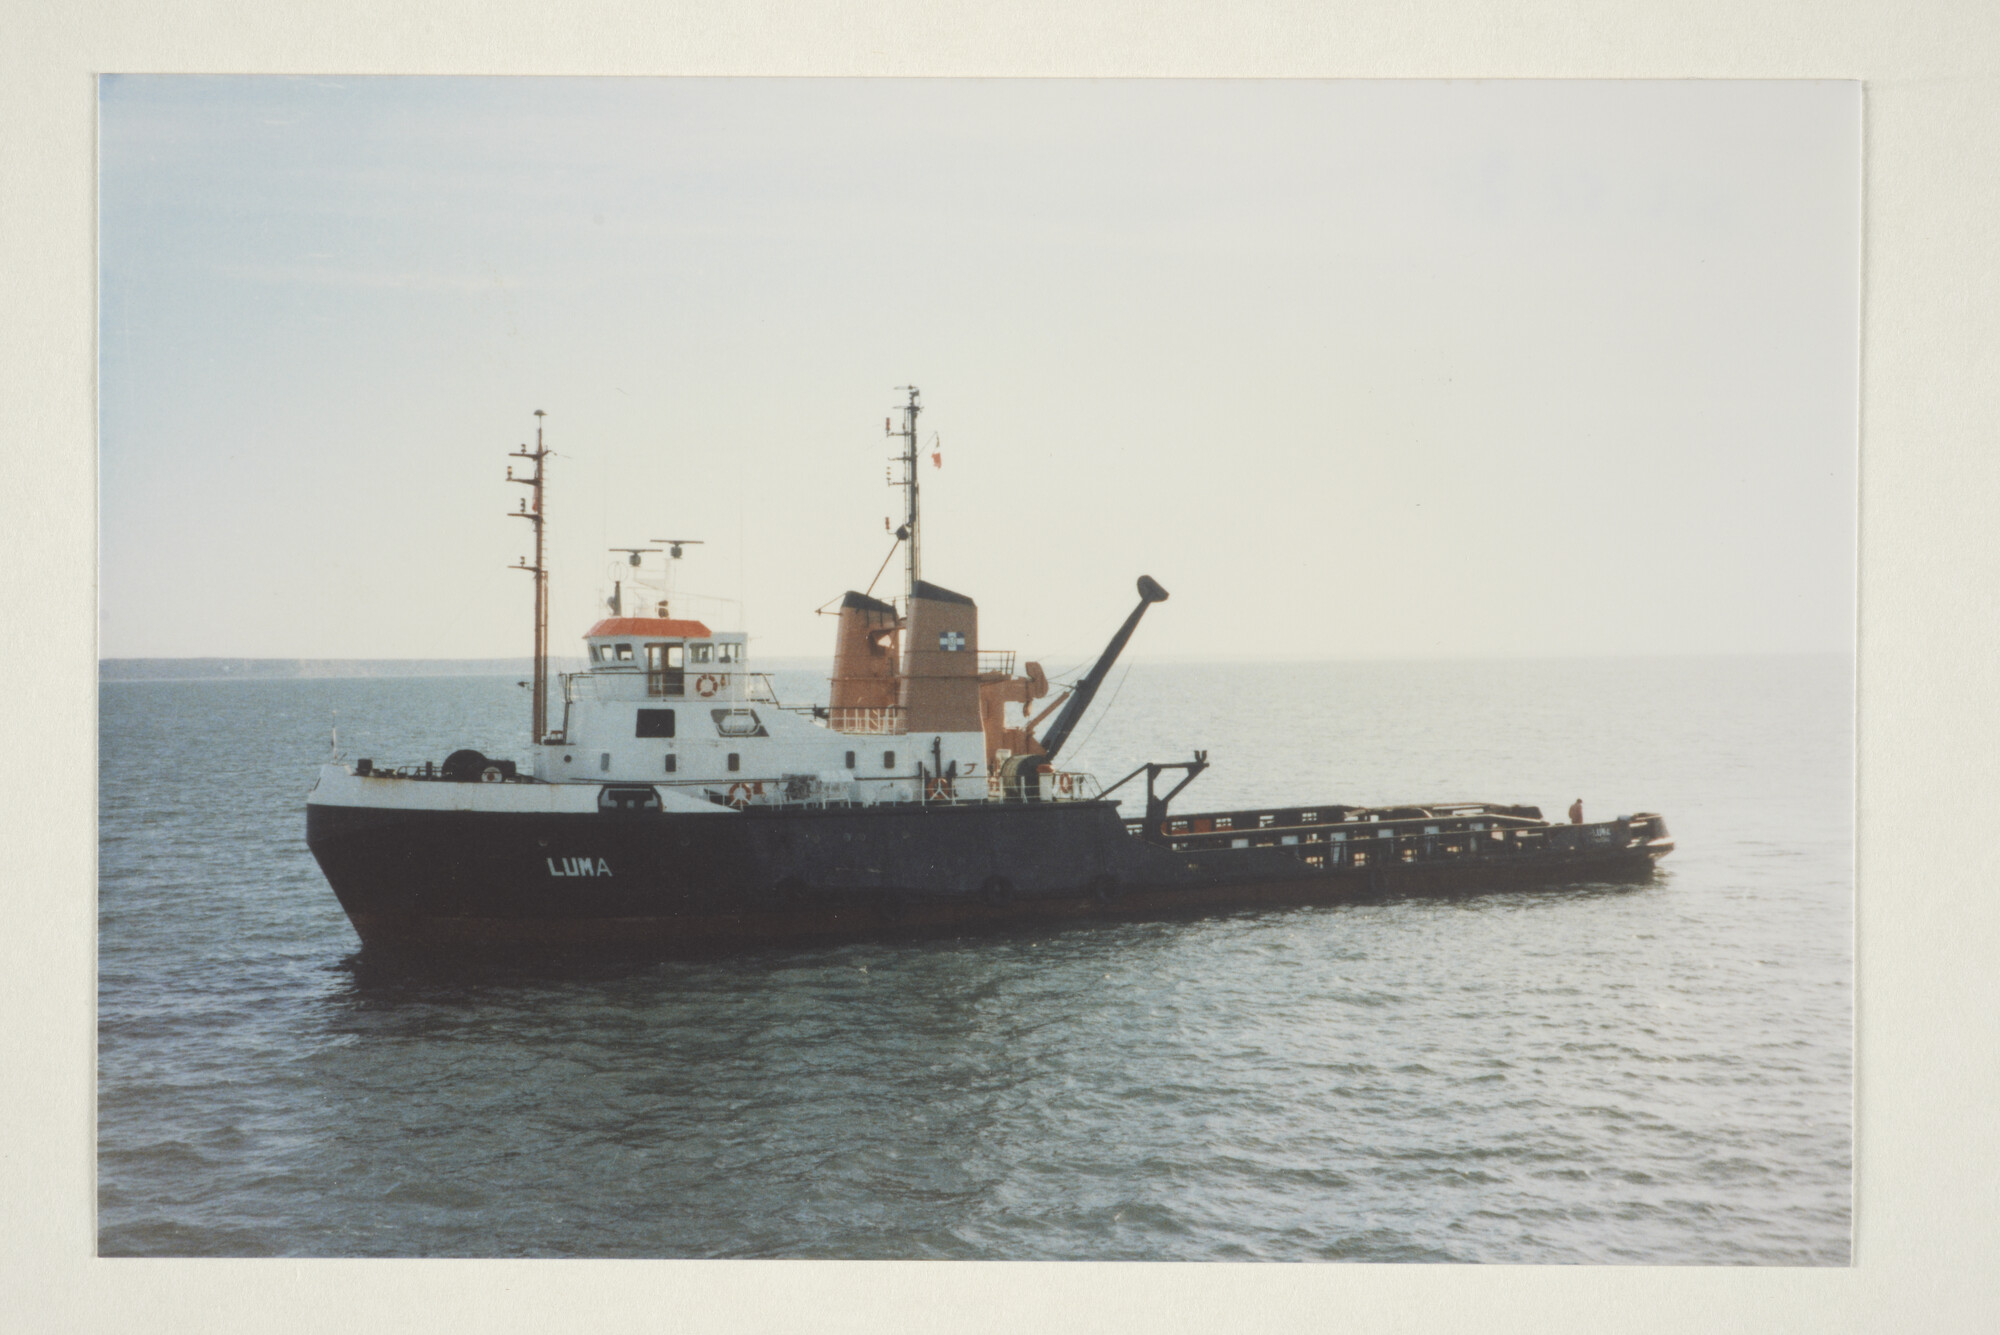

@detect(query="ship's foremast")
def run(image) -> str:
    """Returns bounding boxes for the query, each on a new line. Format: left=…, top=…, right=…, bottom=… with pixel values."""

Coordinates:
left=508, top=411, right=552, bottom=743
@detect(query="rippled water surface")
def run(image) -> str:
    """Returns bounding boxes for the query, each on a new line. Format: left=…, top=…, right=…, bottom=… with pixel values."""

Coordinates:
left=98, top=657, right=1851, bottom=1260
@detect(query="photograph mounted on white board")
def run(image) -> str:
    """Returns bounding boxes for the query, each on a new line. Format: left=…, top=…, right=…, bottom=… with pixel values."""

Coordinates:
left=97, top=77, right=1855, bottom=1261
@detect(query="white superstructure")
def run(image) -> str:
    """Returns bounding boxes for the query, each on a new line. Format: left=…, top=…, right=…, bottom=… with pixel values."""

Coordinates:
left=318, top=392, right=1102, bottom=814
left=538, top=612, right=990, bottom=806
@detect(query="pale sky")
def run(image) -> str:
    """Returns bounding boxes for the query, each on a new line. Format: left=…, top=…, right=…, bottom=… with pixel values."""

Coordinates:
left=98, top=77, right=1857, bottom=662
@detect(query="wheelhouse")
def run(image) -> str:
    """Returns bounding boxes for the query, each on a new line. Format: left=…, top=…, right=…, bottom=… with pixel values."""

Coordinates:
left=581, top=618, right=749, bottom=697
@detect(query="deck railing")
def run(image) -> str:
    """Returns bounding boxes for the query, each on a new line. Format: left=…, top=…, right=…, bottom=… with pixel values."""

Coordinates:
left=642, top=671, right=780, bottom=703
left=346, top=758, right=529, bottom=782
left=1127, top=805, right=1669, bottom=868
left=986, top=769, right=1099, bottom=803
left=346, top=758, right=1110, bottom=810
left=825, top=705, right=908, bottom=735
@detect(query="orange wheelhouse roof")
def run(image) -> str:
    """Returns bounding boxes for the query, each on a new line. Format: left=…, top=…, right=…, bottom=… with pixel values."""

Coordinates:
left=583, top=617, right=714, bottom=640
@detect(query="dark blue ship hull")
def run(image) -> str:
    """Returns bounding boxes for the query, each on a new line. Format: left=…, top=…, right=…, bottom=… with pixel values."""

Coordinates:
left=306, top=795, right=1672, bottom=955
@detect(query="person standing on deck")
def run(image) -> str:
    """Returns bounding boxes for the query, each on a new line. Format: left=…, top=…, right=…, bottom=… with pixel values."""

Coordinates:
left=1568, top=798, right=1584, bottom=825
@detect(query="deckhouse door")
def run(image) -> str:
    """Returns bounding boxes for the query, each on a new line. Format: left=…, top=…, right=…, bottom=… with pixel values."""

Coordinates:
left=646, top=643, right=685, bottom=696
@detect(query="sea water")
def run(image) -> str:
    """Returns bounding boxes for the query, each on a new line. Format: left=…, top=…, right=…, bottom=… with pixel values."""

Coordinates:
left=96, top=656, right=1851, bottom=1261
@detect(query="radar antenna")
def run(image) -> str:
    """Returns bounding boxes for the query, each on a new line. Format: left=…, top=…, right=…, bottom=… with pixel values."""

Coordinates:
left=646, top=538, right=705, bottom=619
left=605, top=548, right=660, bottom=618
left=650, top=538, right=705, bottom=560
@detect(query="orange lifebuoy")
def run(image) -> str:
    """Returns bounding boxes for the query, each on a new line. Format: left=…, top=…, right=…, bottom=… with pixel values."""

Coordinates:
left=695, top=673, right=723, bottom=698
left=928, top=776, right=953, bottom=801
left=1056, top=772, right=1075, bottom=796
left=727, top=781, right=754, bottom=808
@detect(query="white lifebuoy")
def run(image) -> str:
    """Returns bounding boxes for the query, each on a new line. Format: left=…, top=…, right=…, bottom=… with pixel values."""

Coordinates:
left=480, top=766, right=503, bottom=783
left=696, top=674, right=723, bottom=698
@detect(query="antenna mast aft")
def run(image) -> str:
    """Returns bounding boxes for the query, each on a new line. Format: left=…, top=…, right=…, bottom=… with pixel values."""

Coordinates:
left=887, top=386, right=922, bottom=605
left=508, top=410, right=551, bottom=743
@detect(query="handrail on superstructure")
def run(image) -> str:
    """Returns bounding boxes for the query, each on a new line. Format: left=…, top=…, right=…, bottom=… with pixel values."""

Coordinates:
left=824, top=705, right=908, bottom=735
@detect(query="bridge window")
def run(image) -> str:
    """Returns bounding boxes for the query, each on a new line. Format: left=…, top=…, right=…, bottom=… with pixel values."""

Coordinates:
left=615, top=644, right=633, bottom=662
left=690, top=643, right=713, bottom=664
left=715, top=643, right=743, bottom=664
left=636, top=709, right=676, bottom=738
left=589, top=645, right=605, bottom=663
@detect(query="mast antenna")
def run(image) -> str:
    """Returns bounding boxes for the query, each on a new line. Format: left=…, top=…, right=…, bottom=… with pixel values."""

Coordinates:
left=606, top=547, right=661, bottom=618
left=886, top=386, right=922, bottom=606
left=508, top=410, right=552, bottom=743
left=647, top=538, right=704, bottom=618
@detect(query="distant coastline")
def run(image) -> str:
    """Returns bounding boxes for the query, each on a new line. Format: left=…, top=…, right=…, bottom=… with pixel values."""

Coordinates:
left=98, top=657, right=588, bottom=681
left=98, top=650, right=1850, bottom=684
left=98, top=655, right=840, bottom=681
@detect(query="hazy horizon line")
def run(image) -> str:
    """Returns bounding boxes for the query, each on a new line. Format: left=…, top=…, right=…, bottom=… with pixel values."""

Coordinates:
left=101, top=647, right=1854, bottom=670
